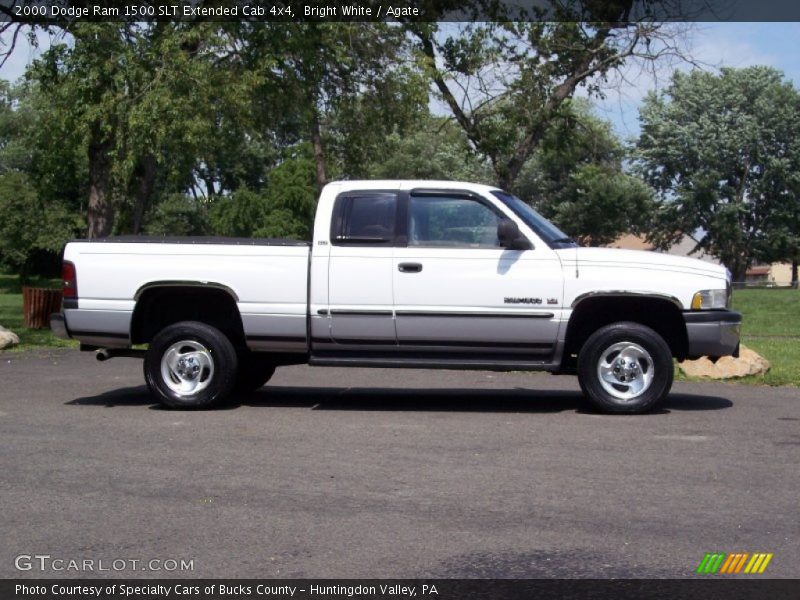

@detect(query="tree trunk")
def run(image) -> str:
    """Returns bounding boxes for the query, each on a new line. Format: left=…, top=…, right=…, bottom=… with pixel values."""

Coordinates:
left=731, top=261, right=748, bottom=287
left=310, top=111, right=327, bottom=193
left=132, top=154, right=157, bottom=234
left=86, top=125, right=115, bottom=239
left=496, top=169, right=514, bottom=193
left=792, top=258, right=798, bottom=289
left=203, top=176, right=217, bottom=198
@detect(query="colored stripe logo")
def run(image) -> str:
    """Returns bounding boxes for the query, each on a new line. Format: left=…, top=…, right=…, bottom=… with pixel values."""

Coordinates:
left=696, top=552, right=773, bottom=574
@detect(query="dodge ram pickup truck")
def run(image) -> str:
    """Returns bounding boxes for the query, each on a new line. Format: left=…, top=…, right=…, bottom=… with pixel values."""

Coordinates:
left=51, top=180, right=741, bottom=413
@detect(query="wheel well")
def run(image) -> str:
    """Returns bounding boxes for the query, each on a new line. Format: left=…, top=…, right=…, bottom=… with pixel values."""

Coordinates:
left=563, top=296, right=688, bottom=368
left=131, top=286, right=245, bottom=346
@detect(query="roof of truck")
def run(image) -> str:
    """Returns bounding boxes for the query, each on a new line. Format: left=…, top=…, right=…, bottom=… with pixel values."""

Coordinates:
left=326, top=180, right=503, bottom=195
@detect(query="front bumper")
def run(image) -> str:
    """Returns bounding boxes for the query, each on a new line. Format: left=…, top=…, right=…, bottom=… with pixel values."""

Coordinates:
left=684, top=310, right=742, bottom=359
left=50, top=312, right=71, bottom=340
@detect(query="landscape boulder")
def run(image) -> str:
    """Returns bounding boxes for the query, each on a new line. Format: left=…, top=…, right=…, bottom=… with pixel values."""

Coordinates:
left=678, top=344, right=770, bottom=379
left=0, top=325, right=20, bottom=350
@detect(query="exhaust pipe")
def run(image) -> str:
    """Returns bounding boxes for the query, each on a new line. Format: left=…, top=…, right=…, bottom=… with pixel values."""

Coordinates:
left=96, top=348, right=146, bottom=361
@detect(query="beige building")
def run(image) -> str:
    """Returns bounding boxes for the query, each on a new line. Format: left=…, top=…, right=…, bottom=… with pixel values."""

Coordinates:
left=745, top=262, right=795, bottom=286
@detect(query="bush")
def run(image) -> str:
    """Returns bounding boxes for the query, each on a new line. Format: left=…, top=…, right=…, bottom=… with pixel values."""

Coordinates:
left=144, top=193, right=209, bottom=236
left=208, top=156, right=317, bottom=240
left=208, top=188, right=269, bottom=238
left=0, top=172, right=83, bottom=279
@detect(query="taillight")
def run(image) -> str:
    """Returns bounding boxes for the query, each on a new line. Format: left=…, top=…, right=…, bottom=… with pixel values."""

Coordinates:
left=62, top=261, right=77, bottom=298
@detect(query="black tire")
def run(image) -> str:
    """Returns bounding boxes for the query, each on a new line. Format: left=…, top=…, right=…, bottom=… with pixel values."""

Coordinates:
left=144, top=321, right=238, bottom=409
left=577, top=321, right=673, bottom=414
left=234, top=352, right=276, bottom=393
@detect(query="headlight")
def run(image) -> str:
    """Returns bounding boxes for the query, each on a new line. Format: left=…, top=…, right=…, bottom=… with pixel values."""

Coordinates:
left=691, top=289, right=729, bottom=310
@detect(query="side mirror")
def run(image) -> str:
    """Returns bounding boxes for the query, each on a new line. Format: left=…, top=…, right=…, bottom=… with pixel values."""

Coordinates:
left=497, top=219, right=532, bottom=250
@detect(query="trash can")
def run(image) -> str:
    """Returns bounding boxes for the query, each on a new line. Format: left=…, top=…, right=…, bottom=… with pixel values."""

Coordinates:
left=22, top=287, right=63, bottom=329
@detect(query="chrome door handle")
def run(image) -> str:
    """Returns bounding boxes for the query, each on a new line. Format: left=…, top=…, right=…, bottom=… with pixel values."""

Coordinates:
left=398, top=262, right=423, bottom=273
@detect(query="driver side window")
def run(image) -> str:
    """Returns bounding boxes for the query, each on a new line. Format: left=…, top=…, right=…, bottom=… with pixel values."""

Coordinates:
left=408, top=196, right=502, bottom=248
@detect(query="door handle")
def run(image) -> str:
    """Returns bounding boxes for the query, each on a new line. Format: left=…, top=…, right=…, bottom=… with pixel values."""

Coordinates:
left=398, top=262, right=423, bottom=273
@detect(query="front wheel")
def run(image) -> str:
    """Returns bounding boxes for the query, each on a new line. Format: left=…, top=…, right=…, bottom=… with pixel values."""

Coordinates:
left=577, top=322, right=673, bottom=414
left=144, top=321, right=238, bottom=409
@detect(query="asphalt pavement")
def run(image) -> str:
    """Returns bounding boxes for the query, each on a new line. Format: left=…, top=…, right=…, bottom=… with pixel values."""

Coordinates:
left=1, top=349, right=798, bottom=579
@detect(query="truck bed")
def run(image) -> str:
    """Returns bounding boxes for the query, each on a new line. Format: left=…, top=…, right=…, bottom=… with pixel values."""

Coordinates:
left=62, top=237, right=311, bottom=351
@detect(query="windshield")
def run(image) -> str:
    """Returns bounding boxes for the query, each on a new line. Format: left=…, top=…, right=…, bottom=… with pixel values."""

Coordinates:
left=491, top=191, right=576, bottom=249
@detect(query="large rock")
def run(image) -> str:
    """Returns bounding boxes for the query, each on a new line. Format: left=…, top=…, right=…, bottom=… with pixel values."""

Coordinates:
left=678, top=344, right=770, bottom=379
left=0, top=325, right=20, bottom=350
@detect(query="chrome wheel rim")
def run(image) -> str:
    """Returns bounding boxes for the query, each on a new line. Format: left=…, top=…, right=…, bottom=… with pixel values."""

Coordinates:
left=160, top=340, right=214, bottom=397
left=597, top=341, right=654, bottom=401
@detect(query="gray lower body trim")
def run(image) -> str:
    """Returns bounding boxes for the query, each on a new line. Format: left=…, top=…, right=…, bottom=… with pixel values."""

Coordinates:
left=64, top=309, right=132, bottom=348
left=242, top=314, right=307, bottom=352
left=684, top=312, right=742, bottom=359
left=396, top=314, right=559, bottom=355
left=328, top=313, right=396, bottom=346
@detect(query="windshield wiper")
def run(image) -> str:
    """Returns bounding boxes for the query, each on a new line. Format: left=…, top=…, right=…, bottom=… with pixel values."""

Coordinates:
left=551, top=236, right=576, bottom=245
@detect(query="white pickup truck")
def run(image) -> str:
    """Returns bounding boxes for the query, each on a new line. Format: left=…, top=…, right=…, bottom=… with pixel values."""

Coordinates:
left=51, top=180, right=741, bottom=413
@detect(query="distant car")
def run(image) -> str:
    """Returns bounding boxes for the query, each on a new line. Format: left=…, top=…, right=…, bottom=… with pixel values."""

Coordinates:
left=51, top=180, right=741, bottom=413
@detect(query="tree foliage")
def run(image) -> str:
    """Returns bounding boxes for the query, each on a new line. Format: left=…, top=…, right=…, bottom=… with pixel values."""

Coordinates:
left=0, top=171, right=83, bottom=278
left=362, top=115, right=492, bottom=182
left=636, top=66, right=800, bottom=280
left=409, top=5, right=692, bottom=189
left=515, top=101, right=653, bottom=245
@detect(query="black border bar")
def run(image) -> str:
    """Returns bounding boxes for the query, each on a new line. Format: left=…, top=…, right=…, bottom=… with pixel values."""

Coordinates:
left=3, top=579, right=798, bottom=600
left=6, top=0, right=800, bottom=23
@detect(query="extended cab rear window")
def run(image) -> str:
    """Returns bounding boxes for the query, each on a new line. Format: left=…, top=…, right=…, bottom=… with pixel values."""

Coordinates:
left=331, top=192, right=398, bottom=246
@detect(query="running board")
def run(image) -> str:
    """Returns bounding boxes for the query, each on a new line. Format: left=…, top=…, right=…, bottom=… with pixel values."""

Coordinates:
left=309, top=354, right=556, bottom=372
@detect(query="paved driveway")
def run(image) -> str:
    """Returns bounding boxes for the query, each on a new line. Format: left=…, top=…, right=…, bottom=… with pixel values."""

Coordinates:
left=1, top=350, right=798, bottom=578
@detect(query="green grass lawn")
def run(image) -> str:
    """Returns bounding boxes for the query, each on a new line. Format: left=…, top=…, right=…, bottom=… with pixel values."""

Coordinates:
left=726, top=288, right=800, bottom=387
left=0, top=272, right=77, bottom=352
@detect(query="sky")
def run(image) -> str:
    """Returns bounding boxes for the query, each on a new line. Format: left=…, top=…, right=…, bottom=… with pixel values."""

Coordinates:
left=2, top=22, right=799, bottom=142
left=591, top=22, right=800, bottom=140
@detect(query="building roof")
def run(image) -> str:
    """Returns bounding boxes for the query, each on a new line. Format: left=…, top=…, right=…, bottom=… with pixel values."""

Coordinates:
left=606, top=234, right=654, bottom=251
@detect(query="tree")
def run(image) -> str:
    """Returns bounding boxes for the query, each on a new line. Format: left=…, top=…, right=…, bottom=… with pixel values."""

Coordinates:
left=240, top=23, right=426, bottom=192
left=515, top=101, right=653, bottom=245
left=26, top=23, right=258, bottom=237
left=27, top=25, right=135, bottom=238
left=0, top=81, right=85, bottom=275
left=409, top=2, right=693, bottom=189
left=636, top=66, right=800, bottom=281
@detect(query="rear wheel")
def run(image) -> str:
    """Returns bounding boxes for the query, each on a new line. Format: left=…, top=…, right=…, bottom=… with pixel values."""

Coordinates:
left=144, top=321, right=237, bottom=409
left=577, top=322, right=673, bottom=414
left=235, top=352, right=276, bottom=393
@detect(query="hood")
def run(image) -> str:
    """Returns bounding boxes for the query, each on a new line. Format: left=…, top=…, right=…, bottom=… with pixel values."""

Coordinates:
left=559, top=247, right=729, bottom=281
